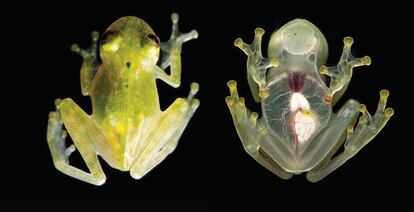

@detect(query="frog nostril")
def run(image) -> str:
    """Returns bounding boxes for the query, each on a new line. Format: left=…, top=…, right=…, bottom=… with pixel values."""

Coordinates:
left=126, top=62, right=131, bottom=69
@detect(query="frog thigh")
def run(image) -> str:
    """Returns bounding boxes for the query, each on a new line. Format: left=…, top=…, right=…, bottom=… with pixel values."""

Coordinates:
left=61, top=98, right=123, bottom=167
left=130, top=94, right=199, bottom=179
left=47, top=98, right=107, bottom=185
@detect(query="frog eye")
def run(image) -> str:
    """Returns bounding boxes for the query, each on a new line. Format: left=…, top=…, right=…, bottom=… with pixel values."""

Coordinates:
left=101, top=30, right=118, bottom=44
left=147, top=34, right=160, bottom=46
left=101, top=31, right=122, bottom=52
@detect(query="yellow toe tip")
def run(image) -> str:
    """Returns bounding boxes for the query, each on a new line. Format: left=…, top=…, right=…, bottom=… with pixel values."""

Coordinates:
left=358, top=104, right=367, bottom=113
left=238, top=97, right=245, bottom=106
left=190, top=82, right=200, bottom=92
left=347, top=125, right=354, bottom=134
left=70, top=44, right=80, bottom=52
left=91, top=31, right=99, bottom=40
left=234, top=38, right=243, bottom=47
left=171, top=13, right=179, bottom=23
left=227, top=80, right=237, bottom=89
left=259, top=90, right=269, bottom=99
left=385, top=108, right=394, bottom=117
left=363, top=56, right=371, bottom=65
left=344, top=36, right=354, bottom=47
left=225, top=96, right=234, bottom=106
left=270, top=58, right=279, bottom=66
left=319, top=65, right=328, bottom=74
left=251, top=112, right=258, bottom=119
left=191, top=30, right=199, bottom=39
left=255, top=28, right=265, bottom=36
left=380, top=89, right=389, bottom=98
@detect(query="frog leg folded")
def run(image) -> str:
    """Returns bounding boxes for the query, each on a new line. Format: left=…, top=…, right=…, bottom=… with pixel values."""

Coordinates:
left=47, top=98, right=121, bottom=185
left=225, top=80, right=292, bottom=179
left=306, top=90, right=394, bottom=182
left=157, top=13, right=198, bottom=88
left=234, top=28, right=279, bottom=102
left=71, top=31, right=100, bottom=96
left=130, top=83, right=200, bottom=179
left=319, top=37, right=371, bottom=104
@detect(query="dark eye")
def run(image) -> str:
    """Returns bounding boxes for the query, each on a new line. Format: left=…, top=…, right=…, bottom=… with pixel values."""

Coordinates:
left=147, top=34, right=160, bottom=46
left=100, top=30, right=118, bottom=44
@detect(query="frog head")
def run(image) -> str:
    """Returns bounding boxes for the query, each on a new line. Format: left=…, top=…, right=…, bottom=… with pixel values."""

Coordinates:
left=268, top=19, right=328, bottom=69
left=100, top=16, right=160, bottom=70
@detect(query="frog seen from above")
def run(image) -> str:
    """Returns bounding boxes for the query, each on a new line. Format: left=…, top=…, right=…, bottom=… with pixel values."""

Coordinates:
left=47, top=13, right=199, bottom=185
left=226, top=19, right=394, bottom=182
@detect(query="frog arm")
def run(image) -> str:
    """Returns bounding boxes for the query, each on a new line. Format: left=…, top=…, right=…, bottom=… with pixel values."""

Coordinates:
left=157, top=13, right=198, bottom=88
left=306, top=90, right=394, bottom=182
left=71, top=31, right=100, bottom=96
left=225, top=80, right=293, bottom=179
left=234, top=28, right=279, bottom=101
left=319, top=37, right=371, bottom=104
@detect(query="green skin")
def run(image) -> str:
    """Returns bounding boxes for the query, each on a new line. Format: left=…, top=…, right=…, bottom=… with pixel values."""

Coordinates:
left=47, top=13, right=199, bottom=185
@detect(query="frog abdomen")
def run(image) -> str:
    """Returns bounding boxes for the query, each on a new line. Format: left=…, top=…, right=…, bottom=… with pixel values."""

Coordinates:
left=262, top=71, right=331, bottom=153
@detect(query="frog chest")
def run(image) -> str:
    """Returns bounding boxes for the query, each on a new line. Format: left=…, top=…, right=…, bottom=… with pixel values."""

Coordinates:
left=262, top=71, right=331, bottom=152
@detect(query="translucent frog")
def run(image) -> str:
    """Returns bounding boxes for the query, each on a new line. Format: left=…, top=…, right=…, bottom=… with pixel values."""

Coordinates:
left=47, top=13, right=199, bottom=185
left=226, top=19, right=394, bottom=182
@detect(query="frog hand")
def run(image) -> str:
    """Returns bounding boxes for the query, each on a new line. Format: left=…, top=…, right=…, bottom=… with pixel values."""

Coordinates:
left=234, top=28, right=279, bottom=100
left=160, top=13, right=198, bottom=70
left=319, top=36, right=371, bottom=104
left=71, top=31, right=100, bottom=96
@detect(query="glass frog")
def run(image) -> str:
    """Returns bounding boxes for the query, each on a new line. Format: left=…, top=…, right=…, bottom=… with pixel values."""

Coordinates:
left=226, top=19, right=394, bottom=182
left=47, top=13, right=199, bottom=185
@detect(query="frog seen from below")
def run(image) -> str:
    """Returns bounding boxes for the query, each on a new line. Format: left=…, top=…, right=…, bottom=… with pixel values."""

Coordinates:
left=226, top=19, right=394, bottom=182
left=47, top=13, right=199, bottom=185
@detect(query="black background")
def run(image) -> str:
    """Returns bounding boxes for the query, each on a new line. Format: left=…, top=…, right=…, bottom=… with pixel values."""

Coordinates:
left=6, top=0, right=409, bottom=208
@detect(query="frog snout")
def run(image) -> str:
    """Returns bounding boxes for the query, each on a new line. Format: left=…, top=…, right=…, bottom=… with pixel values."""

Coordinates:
left=281, top=20, right=318, bottom=55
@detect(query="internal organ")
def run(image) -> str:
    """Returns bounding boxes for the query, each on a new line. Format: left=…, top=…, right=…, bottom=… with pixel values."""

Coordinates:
left=288, top=72, right=318, bottom=146
left=288, top=72, right=306, bottom=92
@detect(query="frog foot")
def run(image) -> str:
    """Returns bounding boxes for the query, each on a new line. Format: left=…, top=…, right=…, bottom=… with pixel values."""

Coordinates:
left=344, top=90, right=394, bottom=154
left=319, top=36, right=371, bottom=99
left=71, top=31, right=99, bottom=64
left=160, top=13, right=198, bottom=68
left=225, top=80, right=249, bottom=119
left=186, top=82, right=200, bottom=111
left=47, top=99, right=76, bottom=164
left=234, top=28, right=279, bottom=99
